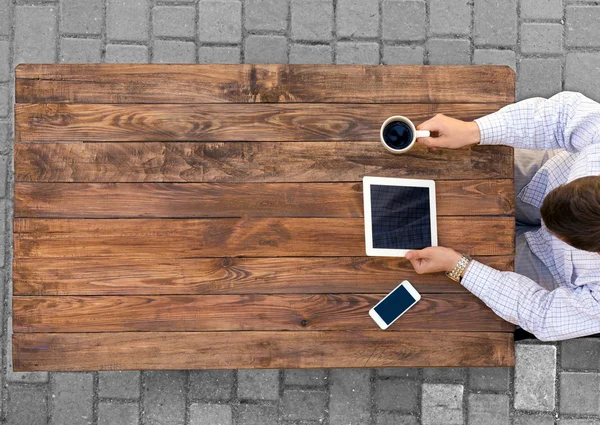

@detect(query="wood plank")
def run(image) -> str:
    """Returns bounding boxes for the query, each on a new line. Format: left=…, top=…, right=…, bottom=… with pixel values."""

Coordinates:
left=15, top=103, right=507, bottom=143
left=15, top=181, right=514, bottom=218
left=14, top=217, right=515, bottom=258
left=13, top=294, right=514, bottom=333
left=13, top=256, right=514, bottom=296
left=15, top=64, right=515, bottom=104
left=13, top=331, right=515, bottom=370
left=14, top=142, right=514, bottom=182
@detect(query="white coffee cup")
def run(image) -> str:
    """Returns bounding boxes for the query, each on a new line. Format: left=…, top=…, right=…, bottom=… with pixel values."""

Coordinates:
left=380, top=116, right=430, bottom=154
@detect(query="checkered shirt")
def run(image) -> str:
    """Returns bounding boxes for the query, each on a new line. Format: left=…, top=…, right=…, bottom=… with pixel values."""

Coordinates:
left=462, top=91, right=600, bottom=341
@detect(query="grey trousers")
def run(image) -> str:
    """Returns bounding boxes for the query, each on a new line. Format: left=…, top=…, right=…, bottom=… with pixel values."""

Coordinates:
left=514, top=149, right=560, bottom=291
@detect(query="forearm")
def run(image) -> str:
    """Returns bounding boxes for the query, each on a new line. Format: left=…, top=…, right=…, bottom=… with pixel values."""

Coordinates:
left=461, top=260, right=600, bottom=341
left=474, top=91, right=600, bottom=152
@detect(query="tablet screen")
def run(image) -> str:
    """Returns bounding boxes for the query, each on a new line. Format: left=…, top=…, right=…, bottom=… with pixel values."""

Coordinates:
left=370, top=185, right=432, bottom=250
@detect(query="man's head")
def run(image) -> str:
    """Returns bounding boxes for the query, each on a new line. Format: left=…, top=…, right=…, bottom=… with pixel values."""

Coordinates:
left=540, top=176, right=600, bottom=253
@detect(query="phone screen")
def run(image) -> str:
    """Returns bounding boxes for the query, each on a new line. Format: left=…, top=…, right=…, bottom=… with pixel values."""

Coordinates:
left=374, top=284, right=417, bottom=326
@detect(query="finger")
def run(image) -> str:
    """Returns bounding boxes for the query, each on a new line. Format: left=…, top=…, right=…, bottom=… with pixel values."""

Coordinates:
left=406, top=257, right=424, bottom=274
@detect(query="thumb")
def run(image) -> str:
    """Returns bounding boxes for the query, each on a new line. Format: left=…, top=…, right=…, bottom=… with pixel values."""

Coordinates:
left=405, top=250, right=423, bottom=261
left=416, top=115, right=442, bottom=132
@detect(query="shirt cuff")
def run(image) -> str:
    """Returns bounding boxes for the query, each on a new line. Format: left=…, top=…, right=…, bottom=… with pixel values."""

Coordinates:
left=461, top=260, right=503, bottom=298
left=474, top=113, right=506, bottom=145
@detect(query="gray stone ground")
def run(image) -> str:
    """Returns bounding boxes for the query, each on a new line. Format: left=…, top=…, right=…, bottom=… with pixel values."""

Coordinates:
left=0, top=0, right=599, bottom=424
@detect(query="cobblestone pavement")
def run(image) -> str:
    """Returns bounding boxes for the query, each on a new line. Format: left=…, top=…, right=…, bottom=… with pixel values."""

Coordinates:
left=1, top=0, right=600, bottom=424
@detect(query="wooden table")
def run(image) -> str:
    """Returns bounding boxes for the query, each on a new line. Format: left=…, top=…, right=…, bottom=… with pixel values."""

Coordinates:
left=13, top=64, right=515, bottom=371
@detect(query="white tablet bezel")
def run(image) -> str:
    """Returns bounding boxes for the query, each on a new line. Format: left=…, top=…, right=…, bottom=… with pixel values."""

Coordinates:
left=363, top=176, right=438, bottom=257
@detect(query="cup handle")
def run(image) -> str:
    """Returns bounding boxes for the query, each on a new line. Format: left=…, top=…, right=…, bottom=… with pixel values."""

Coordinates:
left=415, top=130, right=430, bottom=139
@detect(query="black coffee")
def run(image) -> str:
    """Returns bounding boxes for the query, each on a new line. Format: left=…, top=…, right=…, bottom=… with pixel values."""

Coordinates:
left=382, top=121, right=413, bottom=150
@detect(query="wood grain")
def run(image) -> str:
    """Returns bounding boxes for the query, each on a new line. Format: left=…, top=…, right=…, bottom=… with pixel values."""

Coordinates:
left=14, top=217, right=514, bottom=258
left=15, top=103, right=507, bottom=143
left=15, top=64, right=515, bottom=104
left=13, top=331, right=514, bottom=370
left=15, top=181, right=514, bottom=218
left=15, top=142, right=514, bottom=182
left=13, top=256, right=514, bottom=296
left=13, top=294, right=514, bottom=333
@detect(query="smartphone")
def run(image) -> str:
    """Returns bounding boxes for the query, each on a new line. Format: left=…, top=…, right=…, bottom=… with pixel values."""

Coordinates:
left=369, top=280, right=421, bottom=330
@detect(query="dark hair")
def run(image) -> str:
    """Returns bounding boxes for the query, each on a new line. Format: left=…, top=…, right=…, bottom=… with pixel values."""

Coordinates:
left=540, top=176, right=600, bottom=252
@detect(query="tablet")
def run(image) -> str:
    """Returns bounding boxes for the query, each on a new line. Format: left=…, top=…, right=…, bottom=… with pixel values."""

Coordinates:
left=363, top=176, right=438, bottom=257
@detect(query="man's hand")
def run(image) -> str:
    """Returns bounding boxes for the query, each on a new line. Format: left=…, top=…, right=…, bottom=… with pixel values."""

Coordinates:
left=405, top=246, right=462, bottom=274
left=416, top=114, right=481, bottom=150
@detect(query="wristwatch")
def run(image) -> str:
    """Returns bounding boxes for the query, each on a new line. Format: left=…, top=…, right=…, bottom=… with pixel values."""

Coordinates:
left=446, top=254, right=472, bottom=283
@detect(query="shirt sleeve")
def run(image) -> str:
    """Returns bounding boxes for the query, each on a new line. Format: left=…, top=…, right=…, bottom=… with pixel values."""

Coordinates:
left=461, top=260, right=600, bottom=341
left=474, top=91, right=600, bottom=153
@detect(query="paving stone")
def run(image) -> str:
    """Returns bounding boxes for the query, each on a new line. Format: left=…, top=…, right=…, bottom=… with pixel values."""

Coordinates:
left=521, top=0, right=563, bottom=20
left=421, top=384, right=463, bottom=425
left=98, top=371, right=141, bottom=400
left=238, top=369, right=279, bottom=401
left=50, top=372, right=94, bottom=425
left=198, top=1, right=242, bottom=43
left=514, top=415, right=555, bottom=425
left=153, top=40, right=196, bottom=63
left=473, top=49, right=516, bottom=71
left=0, top=0, right=9, bottom=37
left=560, top=372, right=600, bottom=415
left=468, top=367, right=511, bottom=392
left=429, top=0, right=471, bottom=36
left=105, top=44, right=149, bottom=63
left=423, top=368, right=466, bottom=382
left=566, top=6, right=600, bottom=47
left=474, top=0, right=517, bottom=47
left=14, top=5, right=58, bottom=64
left=153, top=6, right=195, bottom=38
left=336, top=0, right=379, bottom=38
left=236, top=404, right=278, bottom=425
left=281, top=389, right=329, bottom=421
left=0, top=121, right=9, bottom=152
left=330, top=369, right=371, bottom=425
left=375, top=412, right=419, bottom=425
left=7, top=384, right=48, bottom=425
left=98, top=402, right=139, bottom=425
left=427, top=38, right=470, bottom=65
left=60, top=0, right=102, bottom=35
left=245, top=0, right=288, bottom=31
left=374, top=379, right=420, bottom=412
left=377, top=368, right=420, bottom=379
left=0, top=41, right=10, bottom=82
left=106, top=0, right=149, bottom=42
left=521, top=23, right=563, bottom=55
left=291, top=0, right=333, bottom=42
left=382, top=0, right=426, bottom=41
left=189, top=370, right=234, bottom=401
left=0, top=85, right=7, bottom=118
left=566, top=53, right=600, bottom=101
left=198, top=46, right=240, bottom=64
left=60, top=38, right=102, bottom=63
left=244, top=35, right=288, bottom=64
left=468, top=394, right=510, bottom=425
left=290, top=44, right=333, bottom=64
left=6, top=316, right=48, bottom=383
left=336, top=42, right=379, bottom=64
left=514, top=344, right=556, bottom=411
left=285, top=369, right=328, bottom=386
left=189, top=403, right=233, bottom=425
left=517, top=57, right=562, bottom=101
left=143, top=371, right=186, bottom=425
left=562, top=338, right=600, bottom=370
left=382, top=45, right=424, bottom=65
